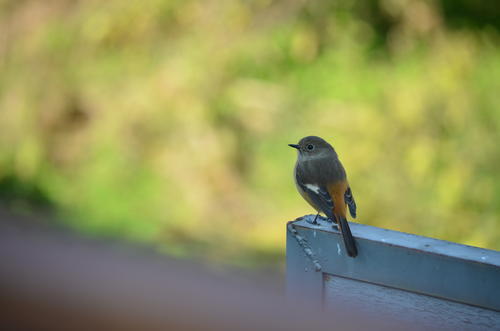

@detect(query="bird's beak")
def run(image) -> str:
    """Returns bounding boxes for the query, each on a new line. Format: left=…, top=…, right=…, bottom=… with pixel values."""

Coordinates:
left=288, top=144, right=300, bottom=149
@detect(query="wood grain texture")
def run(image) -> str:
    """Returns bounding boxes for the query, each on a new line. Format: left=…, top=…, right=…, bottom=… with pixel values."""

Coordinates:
left=324, top=274, right=500, bottom=331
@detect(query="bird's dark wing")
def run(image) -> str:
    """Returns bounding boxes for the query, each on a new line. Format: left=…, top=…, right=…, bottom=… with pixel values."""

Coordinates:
left=345, top=186, right=356, bottom=218
left=295, top=168, right=334, bottom=218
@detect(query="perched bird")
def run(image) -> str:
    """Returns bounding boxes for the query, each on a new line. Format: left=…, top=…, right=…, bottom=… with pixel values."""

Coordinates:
left=289, top=136, right=358, bottom=258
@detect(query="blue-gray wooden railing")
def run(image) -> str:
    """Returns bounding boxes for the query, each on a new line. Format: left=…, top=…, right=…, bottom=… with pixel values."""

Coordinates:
left=287, top=215, right=500, bottom=330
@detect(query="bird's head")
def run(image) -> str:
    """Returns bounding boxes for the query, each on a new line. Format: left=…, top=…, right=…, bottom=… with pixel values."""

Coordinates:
left=288, top=136, right=336, bottom=159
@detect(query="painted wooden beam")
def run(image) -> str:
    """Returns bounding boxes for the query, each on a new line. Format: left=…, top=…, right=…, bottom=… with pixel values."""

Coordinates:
left=287, top=215, right=500, bottom=329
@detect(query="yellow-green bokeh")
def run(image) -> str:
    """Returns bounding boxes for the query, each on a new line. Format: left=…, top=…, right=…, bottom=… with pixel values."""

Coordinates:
left=0, top=0, right=499, bottom=268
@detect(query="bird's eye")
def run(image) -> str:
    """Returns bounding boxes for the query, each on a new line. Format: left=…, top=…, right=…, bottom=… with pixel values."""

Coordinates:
left=307, top=144, right=314, bottom=150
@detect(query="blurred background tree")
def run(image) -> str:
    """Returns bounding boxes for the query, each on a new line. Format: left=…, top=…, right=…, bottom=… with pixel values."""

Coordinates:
left=0, top=0, right=499, bottom=269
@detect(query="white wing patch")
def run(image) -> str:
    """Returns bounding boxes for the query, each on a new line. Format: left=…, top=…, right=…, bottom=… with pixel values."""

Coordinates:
left=304, top=183, right=321, bottom=194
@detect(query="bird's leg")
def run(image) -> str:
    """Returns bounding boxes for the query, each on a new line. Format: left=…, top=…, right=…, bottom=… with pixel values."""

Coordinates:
left=306, top=213, right=321, bottom=225
left=312, top=213, right=320, bottom=225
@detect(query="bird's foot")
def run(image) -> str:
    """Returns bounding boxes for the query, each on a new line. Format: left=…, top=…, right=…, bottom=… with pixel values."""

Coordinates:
left=306, top=214, right=321, bottom=225
left=305, top=214, right=332, bottom=226
left=306, top=218, right=320, bottom=225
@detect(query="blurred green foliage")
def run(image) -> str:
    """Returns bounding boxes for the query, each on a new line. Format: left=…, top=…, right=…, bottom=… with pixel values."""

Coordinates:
left=0, top=0, right=499, bottom=267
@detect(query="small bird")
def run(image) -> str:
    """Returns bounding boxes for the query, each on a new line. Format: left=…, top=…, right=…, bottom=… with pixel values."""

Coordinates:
left=289, top=136, right=358, bottom=258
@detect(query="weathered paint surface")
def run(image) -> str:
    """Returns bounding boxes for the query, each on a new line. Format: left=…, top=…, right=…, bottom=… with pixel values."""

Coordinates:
left=324, top=275, right=499, bottom=330
left=287, top=215, right=500, bottom=329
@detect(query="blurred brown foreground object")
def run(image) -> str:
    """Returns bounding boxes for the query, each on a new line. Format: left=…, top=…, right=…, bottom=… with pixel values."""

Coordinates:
left=0, top=209, right=399, bottom=331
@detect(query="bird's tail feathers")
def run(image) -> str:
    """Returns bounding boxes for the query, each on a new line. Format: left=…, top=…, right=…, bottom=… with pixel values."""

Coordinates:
left=338, top=217, right=358, bottom=258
